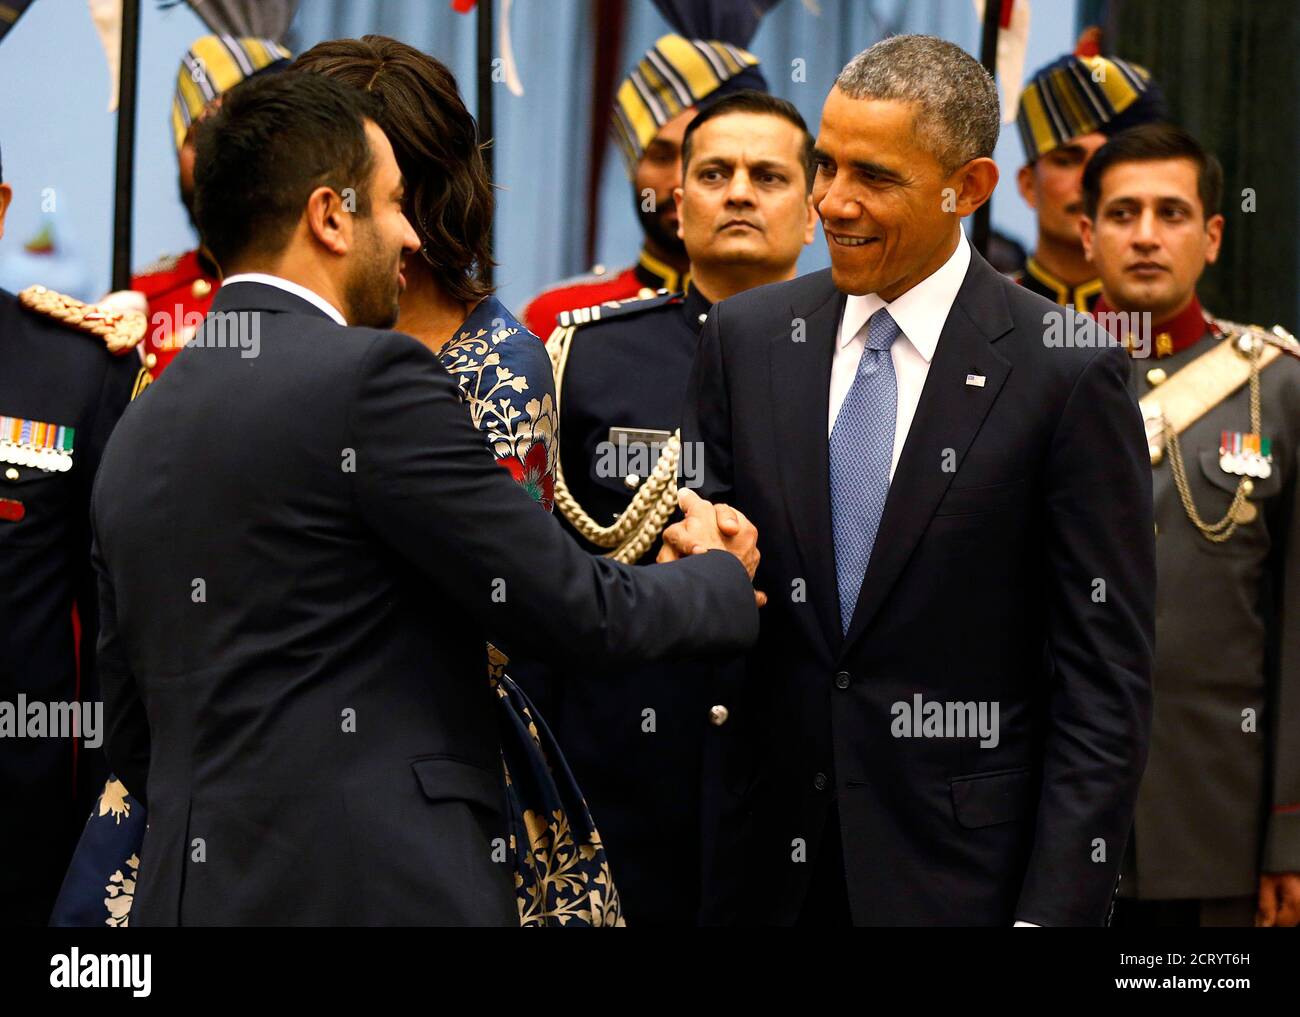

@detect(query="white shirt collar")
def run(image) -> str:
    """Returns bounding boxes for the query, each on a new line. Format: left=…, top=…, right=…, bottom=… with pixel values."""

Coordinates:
left=837, top=227, right=972, bottom=362
left=221, top=272, right=348, bottom=327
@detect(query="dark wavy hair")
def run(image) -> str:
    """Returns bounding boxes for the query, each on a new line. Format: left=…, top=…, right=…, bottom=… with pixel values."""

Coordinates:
left=294, top=35, right=495, bottom=304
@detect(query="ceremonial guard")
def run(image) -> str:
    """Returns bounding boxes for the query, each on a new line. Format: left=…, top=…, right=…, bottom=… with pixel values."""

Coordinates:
left=1, top=180, right=145, bottom=924
left=111, top=35, right=290, bottom=378
left=1080, top=125, right=1300, bottom=926
left=521, top=33, right=765, bottom=340
left=1012, top=47, right=1166, bottom=312
left=518, top=92, right=815, bottom=923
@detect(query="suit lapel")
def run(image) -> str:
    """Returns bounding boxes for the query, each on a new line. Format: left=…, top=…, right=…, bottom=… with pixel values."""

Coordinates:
left=770, top=274, right=844, bottom=658
left=840, top=253, right=1015, bottom=657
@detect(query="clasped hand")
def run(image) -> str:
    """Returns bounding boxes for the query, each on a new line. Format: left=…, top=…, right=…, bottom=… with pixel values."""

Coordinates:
left=657, top=489, right=766, bottom=608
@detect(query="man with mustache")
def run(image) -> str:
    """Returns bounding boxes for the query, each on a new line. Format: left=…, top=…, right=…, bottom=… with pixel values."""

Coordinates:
left=521, top=34, right=766, bottom=340
left=90, top=70, right=762, bottom=926
left=529, top=90, right=815, bottom=925
left=671, top=35, right=1156, bottom=926
left=1079, top=123, right=1300, bottom=927
left=1011, top=50, right=1165, bottom=313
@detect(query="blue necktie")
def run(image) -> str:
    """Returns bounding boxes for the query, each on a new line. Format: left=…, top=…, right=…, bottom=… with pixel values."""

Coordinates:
left=830, top=307, right=900, bottom=634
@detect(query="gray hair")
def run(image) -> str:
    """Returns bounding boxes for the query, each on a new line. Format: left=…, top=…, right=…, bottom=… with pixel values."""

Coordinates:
left=835, top=35, right=1000, bottom=171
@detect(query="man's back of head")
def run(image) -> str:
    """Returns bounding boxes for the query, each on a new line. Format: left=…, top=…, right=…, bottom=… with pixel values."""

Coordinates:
left=194, top=71, right=419, bottom=328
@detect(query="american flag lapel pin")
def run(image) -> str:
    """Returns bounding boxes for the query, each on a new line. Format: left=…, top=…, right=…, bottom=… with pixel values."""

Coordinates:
left=965, top=373, right=986, bottom=388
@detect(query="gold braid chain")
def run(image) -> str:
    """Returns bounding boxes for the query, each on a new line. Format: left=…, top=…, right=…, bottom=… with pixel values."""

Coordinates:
left=1162, top=327, right=1262, bottom=543
left=548, top=324, right=681, bottom=564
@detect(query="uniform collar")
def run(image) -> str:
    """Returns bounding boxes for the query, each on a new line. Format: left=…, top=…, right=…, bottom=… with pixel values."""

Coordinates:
left=1024, top=254, right=1103, bottom=309
left=635, top=247, right=690, bottom=295
left=682, top=282, right=712, bottom=333
left=1094, top=291, right=1210, bottom=358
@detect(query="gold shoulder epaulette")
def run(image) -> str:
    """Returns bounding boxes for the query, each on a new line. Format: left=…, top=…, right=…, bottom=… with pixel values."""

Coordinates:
left=18, top=285, right=146, bottom=355
left=1212, top=317, right=1300, bottom=360
left=556, top=291, right=675, bottom=329
left=557, top=300, right=620, bottom=328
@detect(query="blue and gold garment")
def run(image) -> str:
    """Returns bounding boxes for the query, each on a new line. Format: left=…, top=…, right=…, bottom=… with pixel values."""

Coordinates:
left=442, top=295, right=622, bottom=926
left=51, top=296, right=621, bottom=927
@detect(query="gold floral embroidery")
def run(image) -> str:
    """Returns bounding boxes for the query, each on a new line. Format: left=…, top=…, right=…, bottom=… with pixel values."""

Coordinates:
left=97, top=779, right=132, bottom=824
left=513, top=808, right=624, bottom=928
left=104, top=853, right=139, bottom=928
left=440, top=324, right=558, bottom=479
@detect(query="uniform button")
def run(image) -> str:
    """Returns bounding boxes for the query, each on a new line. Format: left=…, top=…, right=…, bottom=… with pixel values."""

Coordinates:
left=4, top=468, right=18, bottom=481
left=624, top=472, right=641, bottom=490
left=834, top=671, right=851, bottom=690
left=1146, top=368, right=1167, bottom=387
left=636, top=287, right=655, bottom=299
left=708, top=704, right=729, bottom=726
left=144, top=353, right=158, bottom=369
left=191, top=278, right=212, bottom=299
left=592, top=264, right=607, bottom=276
left=697, top=313, right=708, bottom=325
left=1241, top=479, right=1255, bottom=496
left=813, top=772, right=828, bottom=791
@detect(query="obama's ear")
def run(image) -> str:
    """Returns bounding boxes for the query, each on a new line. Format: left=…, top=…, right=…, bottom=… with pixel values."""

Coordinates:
left=952, top=157, right=998, bottom=218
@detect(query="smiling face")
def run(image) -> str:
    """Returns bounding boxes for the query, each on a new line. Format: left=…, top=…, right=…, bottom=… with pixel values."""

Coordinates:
left=1080, top=156, right=1222, bottom=321
left=811, top=87, right=996, bottom=300
left=1016, top=133, right=1108, bottom=247
left=675, top=110, right=815, bottom=277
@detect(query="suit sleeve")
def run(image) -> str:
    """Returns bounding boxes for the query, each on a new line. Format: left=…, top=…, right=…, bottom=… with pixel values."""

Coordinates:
left=77, top=355, right=141, bottom=727
left=1262, top=434, right=1300, bottom=872
left=1015, top=343, right=1156, bottom=926
left=682, top=305, right=735, bottom=504
left=349, top=332, right=759, bottom=668
left=95, top=518, right=151, bottom=806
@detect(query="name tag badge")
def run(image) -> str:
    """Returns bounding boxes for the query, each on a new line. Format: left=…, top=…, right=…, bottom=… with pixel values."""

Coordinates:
left=602, top=426, right=674, bottom=490
left=608, top=426, right=673, bottom=447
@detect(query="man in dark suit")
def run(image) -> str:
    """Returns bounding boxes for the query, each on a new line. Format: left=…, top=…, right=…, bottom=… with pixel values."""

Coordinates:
left=670, top=34, right=1156, bottom=926
left=92, top=71, right=761, bottom=926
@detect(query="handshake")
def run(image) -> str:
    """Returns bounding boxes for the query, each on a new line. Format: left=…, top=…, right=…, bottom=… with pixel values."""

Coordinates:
left=657, top=489, right=767, bottom=608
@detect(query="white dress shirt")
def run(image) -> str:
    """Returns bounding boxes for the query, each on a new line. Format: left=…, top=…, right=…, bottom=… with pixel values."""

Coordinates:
left=828, top=228, right=971, bottom=479
left=221, top=272, right=347, bottom=326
